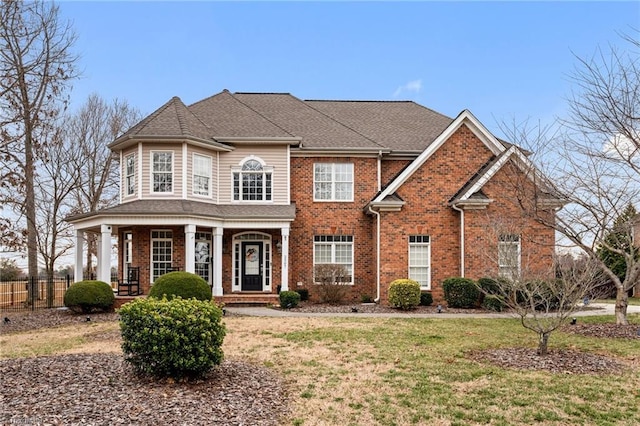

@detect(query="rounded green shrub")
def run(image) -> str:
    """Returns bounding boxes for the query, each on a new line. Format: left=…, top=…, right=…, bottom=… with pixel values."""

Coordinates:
left=279, top=290, right=301, bottom=309
left=295, top=288, right=309, bottom=301
left=442, top=277, right=480, bottom=308
left=119, top=297, right=225, bottom=379
left=482, top=294, right=506, bottom=312
left=420, top=291, right=433, bottom=306
left=64, top=280, right=115, bottom=313
left=148, top=271, right=212, bottom=301
left=388, top=279, right=421, bottom=310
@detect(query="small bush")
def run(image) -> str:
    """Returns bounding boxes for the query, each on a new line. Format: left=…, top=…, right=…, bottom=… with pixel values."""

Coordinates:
left=388, top=279, right=421, bottom=310
left=296, top=288, right=309, bottom=301
left=279, top=290, right=301, bottom=309
left=148, top=271, right=212, bottom=301
left=64, top=280, right=115, bottom=313
left=314, top=264, right=351, bottom=304
left=482, top=295, right=506, bottom=312
left=420, top=291, right=433, bottom=306
left=361, top=294, right=374, bottom=303
left=442, top=277, right=480, bottom=308
left=119, top=297, right=225, bottom=379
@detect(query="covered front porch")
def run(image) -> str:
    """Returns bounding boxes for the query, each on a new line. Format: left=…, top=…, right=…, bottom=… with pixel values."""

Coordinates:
left=67, top=200, right=296, bottom=301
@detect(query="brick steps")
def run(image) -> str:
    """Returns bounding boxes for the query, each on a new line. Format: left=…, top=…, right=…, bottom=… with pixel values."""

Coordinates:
left=114, top=293, right=279, bottom=309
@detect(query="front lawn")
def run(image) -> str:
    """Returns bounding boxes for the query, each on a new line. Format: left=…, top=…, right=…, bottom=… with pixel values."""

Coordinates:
left=1, top=312, right=639, bottom=425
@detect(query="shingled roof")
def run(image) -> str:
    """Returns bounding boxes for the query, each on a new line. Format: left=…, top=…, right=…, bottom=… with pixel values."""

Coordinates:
left=114, top=91, right=463, bottom=152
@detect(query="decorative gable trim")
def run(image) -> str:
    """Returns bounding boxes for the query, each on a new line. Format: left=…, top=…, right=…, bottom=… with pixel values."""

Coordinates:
left=371, top=110, right=505, bottom=204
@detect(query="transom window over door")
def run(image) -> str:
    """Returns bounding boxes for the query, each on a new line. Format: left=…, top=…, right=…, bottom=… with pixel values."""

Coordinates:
left=152, top=151, right=173, bottom=193
left=409, top=235, right=430, bottom=289
left=314, top=163, right=353, bottom=201
left=233, top=157, right=272, bottom=201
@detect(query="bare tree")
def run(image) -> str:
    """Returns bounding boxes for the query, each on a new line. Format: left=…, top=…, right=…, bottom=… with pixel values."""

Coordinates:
left=0, top=1, right=78, bottom=283
left=66, top=93, right=141, bottom=275
left=498, top=34, right=640, bottom=325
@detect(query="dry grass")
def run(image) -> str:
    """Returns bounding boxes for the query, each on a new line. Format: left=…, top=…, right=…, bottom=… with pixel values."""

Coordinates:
left=2, top=314, right=640, bottom=425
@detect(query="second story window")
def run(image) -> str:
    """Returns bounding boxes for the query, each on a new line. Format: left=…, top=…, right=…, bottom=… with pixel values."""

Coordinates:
left=233, top=158, right=272, bottom=201
left=193, top=154, right=211, bottom=197
left=125, top=154, right=136, bottom=196
left=152, top=151, right=173, bottom=193
left=314, top=163, right=353, bottom=201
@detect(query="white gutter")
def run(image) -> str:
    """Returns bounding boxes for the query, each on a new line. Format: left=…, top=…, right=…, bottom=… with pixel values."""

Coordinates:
left=368, top=205, right=381, bottom=303
left=451, top=204, right=465, bottom=277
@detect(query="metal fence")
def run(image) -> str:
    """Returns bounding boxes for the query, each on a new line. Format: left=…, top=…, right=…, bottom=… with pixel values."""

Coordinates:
left=0, top=275, right=72, bottom=311
left=0, top=274, right=119, bottom=312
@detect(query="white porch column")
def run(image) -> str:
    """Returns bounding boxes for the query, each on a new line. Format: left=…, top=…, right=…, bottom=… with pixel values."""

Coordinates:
left=99, top=225, right=112, bottom=283
left=74, top=229, right=84, bottom=282
left=185, top=224, right=196, bottom=273
left=213, top=227, right=223, bottom=296
left=280, top=226, right=290, bottom=291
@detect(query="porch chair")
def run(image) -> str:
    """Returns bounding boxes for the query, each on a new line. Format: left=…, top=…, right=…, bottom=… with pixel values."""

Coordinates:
left=117, top=267, right=141, bottom=296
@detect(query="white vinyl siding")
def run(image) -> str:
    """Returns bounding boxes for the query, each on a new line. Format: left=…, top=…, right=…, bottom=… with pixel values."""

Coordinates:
left=409, top=235, right=431, bottom=289
left=218, top=145, right=289, bottom=204
left=314, top=163, right=353, bottom=201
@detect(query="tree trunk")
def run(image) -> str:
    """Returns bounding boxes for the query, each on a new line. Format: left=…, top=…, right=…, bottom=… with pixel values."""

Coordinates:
left=615, top=288, right=629, bottom=325
left=537, top=332, right=550, bottom=356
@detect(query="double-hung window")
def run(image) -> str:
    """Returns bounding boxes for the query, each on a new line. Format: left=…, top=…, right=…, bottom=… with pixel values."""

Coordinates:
left=498, top=234, right=521, bottom=280
left=409, top=235, right=431, bottom=289
left=151, top=230, right=173, bottom=282
left=152, top=151, right=173, bottom=193
left=313, top=235, right=354, bottom=284
left=125, top=154, right=136, bottom=196
left=193, top=154, right=211, bottom=197
left=314, top=163, right=353, bottom=201
left=233, top=158, right=272, bottom=201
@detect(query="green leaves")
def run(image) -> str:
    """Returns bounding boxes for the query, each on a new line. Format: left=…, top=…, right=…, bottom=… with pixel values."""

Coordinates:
left=119, top=297, right=226, bottom=379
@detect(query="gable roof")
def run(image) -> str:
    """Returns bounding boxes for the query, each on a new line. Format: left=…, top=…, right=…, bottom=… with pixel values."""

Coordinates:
left=371, top=110, right=507, bottom=204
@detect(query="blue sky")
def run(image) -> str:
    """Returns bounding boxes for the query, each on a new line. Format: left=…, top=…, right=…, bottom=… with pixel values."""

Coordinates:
left=60, top=1, right=638, bottom=138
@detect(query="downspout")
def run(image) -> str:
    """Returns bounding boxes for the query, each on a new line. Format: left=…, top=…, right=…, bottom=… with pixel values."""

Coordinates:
left=368, top=205, right=381, bottom=302
left=451, top=204, right=465, bottom=277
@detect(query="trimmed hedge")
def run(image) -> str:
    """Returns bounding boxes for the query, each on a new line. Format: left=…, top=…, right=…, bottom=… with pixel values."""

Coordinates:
left=442, top=277, right=480, bottom=308
left=388, top=279, right=421, bottom=310
left=148, top=271, right=212, bottom=301
left=279, top=290, right=301, bottom=309
left=119, top=297, right=225, bottom=379
left=420, top=291, right=433, bottom=306
left=482, top=295, right=506, bottom=312
left=64, top=280, right=115, bottom=313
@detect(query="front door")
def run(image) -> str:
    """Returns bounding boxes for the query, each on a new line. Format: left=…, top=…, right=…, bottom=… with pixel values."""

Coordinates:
left=241, top=242, right=263, bottom=291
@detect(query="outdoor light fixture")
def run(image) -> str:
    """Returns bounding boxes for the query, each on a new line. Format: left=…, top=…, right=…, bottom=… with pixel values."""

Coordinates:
left=276, top=240, right=282, bottom=253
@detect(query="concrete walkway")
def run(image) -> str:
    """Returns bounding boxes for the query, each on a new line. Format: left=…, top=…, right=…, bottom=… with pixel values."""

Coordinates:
left=225, top=303, right=640, bottom=319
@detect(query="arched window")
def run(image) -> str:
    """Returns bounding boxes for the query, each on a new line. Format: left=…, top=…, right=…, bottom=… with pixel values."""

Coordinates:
left=233, top=158, right=272, bottom=201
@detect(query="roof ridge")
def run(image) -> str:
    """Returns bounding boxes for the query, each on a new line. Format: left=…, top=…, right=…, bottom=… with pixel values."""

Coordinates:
left=299, top=98, right=387, bottom=149
left=123, top=96, right=179, bottom=136
left=306, top=99, right=415, bottom=104
left=227, top=92, right=296, bottom=137
left=172, top=97, right=190, bottom=136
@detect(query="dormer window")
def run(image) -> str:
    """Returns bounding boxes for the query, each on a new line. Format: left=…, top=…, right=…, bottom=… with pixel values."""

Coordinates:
left=152, top=151, right=173, bottom=193
left=233, top=157, right=272, bottom=201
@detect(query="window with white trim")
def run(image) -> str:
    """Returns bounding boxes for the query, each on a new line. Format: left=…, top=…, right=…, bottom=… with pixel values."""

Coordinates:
left=125, top=154, right=136, bottom=196
left=313, top=235, right=353, bottom=284
left=152, top=151, right=173, bottom=193
left=233, top=158, right=272, bottom=201
left=193, top=154, right=211, bottom=196
left=498, top=234, right=520, bottom=280
left=314, top=163, right=353, bottom=201
left=151, top=230, right=172, bottom=282
left=409, top=235, right=431, bottom=289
